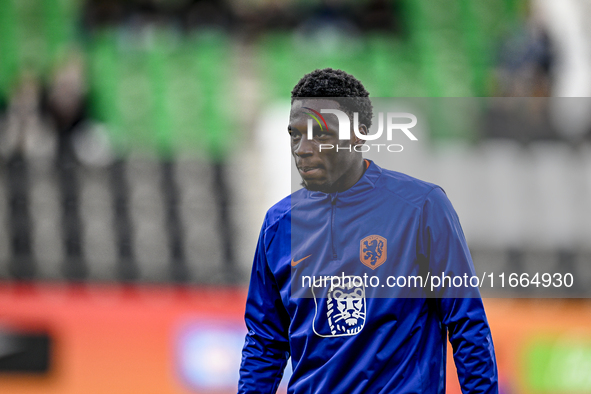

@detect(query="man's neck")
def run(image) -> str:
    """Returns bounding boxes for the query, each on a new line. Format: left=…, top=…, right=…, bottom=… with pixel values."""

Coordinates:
left=331, top=159, right=367, bottom=193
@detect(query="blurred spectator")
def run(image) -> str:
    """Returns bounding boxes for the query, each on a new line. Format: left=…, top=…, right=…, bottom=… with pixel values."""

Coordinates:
left=495, top=17, right=553, bottom=97
left=45, top=52, right=88, bottom=159
left=486, top=4, right=557, bottom=143
left=1, top=71, right=55, bottom=160
left=534, top=0, right=591, bottom=98
left=44, top=50, right=113, bottom=167
left=533, top=0, right=591, bottom=141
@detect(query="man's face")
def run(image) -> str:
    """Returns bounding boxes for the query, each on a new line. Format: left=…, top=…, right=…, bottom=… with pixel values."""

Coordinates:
left=288, top=99, right=365, bottom=193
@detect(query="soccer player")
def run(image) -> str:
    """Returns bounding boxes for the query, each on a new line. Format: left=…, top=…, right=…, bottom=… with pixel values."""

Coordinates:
left=238, top=68, right=498, bottom=393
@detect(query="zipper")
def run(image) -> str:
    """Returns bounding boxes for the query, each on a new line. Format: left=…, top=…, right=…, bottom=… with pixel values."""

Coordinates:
left=330, top=193, right=337, bottom=259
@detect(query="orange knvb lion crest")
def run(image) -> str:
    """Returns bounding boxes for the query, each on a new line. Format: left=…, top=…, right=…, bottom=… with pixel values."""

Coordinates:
left=360, top=235, right=387, bottom=270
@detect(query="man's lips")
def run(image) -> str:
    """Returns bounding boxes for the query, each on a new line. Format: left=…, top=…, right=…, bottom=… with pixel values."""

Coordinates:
left=297, top=166, right=323, bottom=175
left=299, top=167, right=317, bottom=173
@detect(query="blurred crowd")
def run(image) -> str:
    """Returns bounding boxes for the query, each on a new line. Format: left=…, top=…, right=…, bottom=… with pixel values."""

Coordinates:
left=1, top=0, right=591, bottom=285
left=3, top=0, right=591, bottom=162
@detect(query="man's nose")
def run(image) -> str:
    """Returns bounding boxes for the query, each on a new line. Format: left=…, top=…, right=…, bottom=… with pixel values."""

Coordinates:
left=294, top=134, right=314, bottom=157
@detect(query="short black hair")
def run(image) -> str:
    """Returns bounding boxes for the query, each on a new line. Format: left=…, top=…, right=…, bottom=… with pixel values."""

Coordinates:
left=291, top=68, right=373, bottom=128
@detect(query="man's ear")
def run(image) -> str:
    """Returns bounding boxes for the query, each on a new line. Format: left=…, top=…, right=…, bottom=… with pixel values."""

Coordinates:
left=353, top=124, right=368, bottom=145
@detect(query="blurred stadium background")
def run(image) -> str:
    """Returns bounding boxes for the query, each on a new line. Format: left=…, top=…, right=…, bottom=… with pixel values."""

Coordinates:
left=1, top=0, right=591, bottom=393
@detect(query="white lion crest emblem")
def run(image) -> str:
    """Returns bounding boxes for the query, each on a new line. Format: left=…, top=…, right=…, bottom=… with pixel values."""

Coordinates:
left=312, top=276, right=366, bottom=337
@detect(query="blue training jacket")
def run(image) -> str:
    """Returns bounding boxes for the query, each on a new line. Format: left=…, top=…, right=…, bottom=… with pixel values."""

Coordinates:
left=239, top=160, right=498, bottom=394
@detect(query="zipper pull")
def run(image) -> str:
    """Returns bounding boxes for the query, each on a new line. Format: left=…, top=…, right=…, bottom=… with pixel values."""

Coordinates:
left=330, top=194, right=337, bottom=205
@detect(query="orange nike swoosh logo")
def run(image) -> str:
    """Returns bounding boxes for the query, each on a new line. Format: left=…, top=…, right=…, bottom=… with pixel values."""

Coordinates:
left=291, top=255, right=311, bottom=266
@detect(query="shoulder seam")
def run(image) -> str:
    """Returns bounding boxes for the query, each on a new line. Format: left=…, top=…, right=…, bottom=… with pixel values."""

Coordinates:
left=264, top=207, right=291, bottom=233
left=263, top=198, right=299, bottom=234
left=417, top=186, right=445, bottom=239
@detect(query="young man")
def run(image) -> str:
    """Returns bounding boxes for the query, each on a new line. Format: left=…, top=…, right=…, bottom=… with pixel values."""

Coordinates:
left=239, top=68, right=498, bottom=393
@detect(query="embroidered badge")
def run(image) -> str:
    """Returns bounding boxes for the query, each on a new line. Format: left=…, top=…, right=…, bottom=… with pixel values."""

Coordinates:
left=360, top=235, right=387, bottom=270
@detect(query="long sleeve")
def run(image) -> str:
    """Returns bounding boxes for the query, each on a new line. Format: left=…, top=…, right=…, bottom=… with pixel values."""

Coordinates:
left=238, top=219, right=291, bottom=394
left=420, top=187, right=499, bottom=394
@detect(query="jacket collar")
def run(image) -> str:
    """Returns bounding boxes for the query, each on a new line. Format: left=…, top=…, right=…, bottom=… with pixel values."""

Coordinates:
left=307, top=160, right=381, bottom=202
